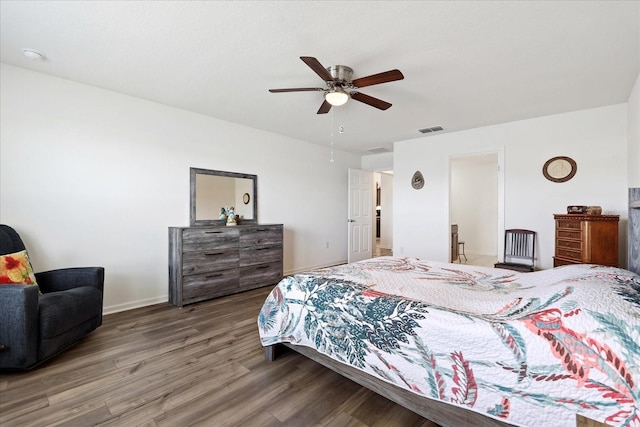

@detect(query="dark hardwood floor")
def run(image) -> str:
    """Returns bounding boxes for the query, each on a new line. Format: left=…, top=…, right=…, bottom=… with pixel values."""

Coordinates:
left=0, top=286, right=437, bottom=427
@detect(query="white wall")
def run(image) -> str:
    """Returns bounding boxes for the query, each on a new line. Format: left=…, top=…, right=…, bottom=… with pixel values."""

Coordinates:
left=0, top=64, right=361, bottom=313
left=394, top=104, right=629, bottom=270
left=629, top=73, right=640, bottom=187
left=362, top=152, right=393, bottom=172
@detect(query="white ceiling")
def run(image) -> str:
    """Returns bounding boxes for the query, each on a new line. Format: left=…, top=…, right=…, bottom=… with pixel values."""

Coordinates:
left=1, top=1, right=639, bottom=155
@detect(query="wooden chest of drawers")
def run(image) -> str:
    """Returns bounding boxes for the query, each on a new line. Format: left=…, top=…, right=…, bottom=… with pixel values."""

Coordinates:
left=169, top=224, right=283, bottom=307
left=553, top=214, right=619, bottom=267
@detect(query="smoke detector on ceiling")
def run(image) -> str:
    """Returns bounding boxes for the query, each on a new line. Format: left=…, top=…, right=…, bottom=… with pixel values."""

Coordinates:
left=22, top=49, right=46, bottom=60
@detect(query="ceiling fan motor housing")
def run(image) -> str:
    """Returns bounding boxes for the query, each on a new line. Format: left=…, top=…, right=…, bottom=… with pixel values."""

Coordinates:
left=326, top=65, right=353, bottom=84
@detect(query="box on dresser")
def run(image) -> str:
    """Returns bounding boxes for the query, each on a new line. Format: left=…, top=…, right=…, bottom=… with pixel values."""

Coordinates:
left=169, top=224, right=283, bottom=307
left=553, top=214, right=619, bottom=267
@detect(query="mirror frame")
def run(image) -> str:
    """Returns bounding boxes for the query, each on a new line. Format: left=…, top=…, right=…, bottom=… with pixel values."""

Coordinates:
left=190, top=167, right=258, bottom=226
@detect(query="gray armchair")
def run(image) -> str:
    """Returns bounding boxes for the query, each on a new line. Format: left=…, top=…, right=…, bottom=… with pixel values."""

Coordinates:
left=0, top=225, right=104, bottom=369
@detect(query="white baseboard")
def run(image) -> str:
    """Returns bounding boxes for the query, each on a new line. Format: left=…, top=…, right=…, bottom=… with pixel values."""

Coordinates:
left=103, top=295, right=168, bottom=315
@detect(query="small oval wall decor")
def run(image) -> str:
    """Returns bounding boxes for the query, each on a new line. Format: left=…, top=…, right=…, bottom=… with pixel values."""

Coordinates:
left=411, top=171, right=424, bottom=189
left=542, top=156, right=577, bottom=183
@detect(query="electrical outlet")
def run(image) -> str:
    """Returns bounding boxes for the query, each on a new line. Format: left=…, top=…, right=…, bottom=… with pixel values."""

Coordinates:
left=325, top=241, right=329, bottom=249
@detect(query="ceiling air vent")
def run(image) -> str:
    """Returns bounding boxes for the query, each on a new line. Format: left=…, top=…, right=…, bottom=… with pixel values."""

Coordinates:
left=368, top=147, right=391, bottom=154
left=418, top=126, right=444, bottom=134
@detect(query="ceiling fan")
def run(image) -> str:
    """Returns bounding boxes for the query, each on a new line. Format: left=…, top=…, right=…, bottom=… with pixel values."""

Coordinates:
left=269, top=56, right=404, bottom=114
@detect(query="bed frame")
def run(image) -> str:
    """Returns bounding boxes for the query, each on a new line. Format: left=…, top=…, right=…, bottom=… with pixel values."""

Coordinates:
left=265, top=343, right=514, bottom=427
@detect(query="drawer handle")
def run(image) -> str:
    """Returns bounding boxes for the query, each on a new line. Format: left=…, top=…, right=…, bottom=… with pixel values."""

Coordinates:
left=205, top=252, right=224, bottom=256
left=205, top=231, right=224, bottom=234
left=256, top=247, right=270, bottom=251
left=257, top=265, right=270, bottom=270
left=206, top=273, right=223, bottom=279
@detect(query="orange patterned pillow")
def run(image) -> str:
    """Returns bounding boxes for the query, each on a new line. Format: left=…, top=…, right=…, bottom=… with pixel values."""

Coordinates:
left=0, top=250, right=38, bottom=289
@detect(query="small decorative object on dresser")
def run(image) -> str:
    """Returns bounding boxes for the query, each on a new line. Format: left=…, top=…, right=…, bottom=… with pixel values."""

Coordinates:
left=567, top=205, right=587, bottom=214
left=168, top=224, right=283, bottom=307
left=553, top=214, right=619, bottom=267
left=586, top=205, right=602, bottom=215
left=225, top=206, right=237, bottom=226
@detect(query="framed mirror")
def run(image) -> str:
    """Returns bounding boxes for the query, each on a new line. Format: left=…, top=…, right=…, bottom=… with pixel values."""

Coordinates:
left=190, top=168, right=258, bottom=226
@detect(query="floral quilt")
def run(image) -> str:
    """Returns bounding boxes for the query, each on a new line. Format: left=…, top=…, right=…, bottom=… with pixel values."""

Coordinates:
left=258, top=257, right=640, bottom=427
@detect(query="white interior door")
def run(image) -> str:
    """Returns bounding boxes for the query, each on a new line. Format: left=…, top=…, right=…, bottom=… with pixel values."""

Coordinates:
left=348, top=168, right=374, bottom=263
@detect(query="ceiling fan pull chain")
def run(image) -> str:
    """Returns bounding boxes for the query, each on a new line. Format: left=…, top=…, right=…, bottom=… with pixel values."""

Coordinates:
left=330, top=109, right=335, bottom=163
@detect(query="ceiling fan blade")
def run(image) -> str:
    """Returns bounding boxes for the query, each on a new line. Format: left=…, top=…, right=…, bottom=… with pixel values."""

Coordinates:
left=350, top=92, right=392, bottom=110
left=352, top=69, right=404, bottom=88
left=317, top=100, right=332, bottom=114
left=300, top=56, right=334, bottom=82
left=269, top=87, right=324, bottom=93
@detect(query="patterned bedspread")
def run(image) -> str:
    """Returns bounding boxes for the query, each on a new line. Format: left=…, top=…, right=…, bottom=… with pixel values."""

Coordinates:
left=257, top=257, right=640, bottom=427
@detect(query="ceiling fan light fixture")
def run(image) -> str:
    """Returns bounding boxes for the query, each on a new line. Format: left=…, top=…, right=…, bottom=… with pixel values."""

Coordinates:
left=325, top=87, right=349, bottom=106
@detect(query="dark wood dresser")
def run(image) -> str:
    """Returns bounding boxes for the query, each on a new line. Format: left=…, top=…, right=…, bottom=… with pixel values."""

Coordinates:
left=169, top=224, right=283, bottom=307
left=553, top=214, right=619, bottom=267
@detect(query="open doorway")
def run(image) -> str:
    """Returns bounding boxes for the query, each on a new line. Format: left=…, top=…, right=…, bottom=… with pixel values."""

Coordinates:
left=374, top=171, right=393, bottom=257
left=449, top=151, right=503, bottom=267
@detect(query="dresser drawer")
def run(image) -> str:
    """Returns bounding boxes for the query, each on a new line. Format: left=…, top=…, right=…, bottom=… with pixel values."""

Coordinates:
left=553, top=257, right=576, bottom=267
left=182, top=268, right=238, bottom=303
left=240, top=226, right=283, bottom=246
left=182, top=249, right=238, bottom=275
left=555, top=247, right=582, bottom=261
left=556, top=239, right=582, bottom=251
left=556, top=219, right=582, bottom=230
left=556, top=229, right=582, bottom=240
left=183, top=228, right=239, bottom=251
left=240, top=262, right=283, bottom=289
left=239, top=245, right=282, bottom=267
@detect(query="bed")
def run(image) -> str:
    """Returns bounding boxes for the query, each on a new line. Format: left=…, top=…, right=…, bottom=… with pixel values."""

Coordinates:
left=257, top=257, right=640, bottom=427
